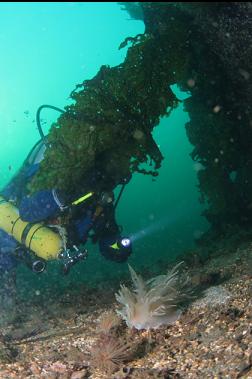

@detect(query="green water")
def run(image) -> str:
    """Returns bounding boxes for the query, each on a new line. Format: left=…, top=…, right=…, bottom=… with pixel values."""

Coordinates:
left=0, top=3, right=209, bottom=292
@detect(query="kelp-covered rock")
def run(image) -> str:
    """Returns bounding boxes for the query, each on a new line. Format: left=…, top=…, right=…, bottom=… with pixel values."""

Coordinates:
left=30, top=2, right=252, bottom=235
left=29, top=29, right=188, bottom=194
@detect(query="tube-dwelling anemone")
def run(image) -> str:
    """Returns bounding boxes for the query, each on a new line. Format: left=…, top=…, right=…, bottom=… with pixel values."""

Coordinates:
left=91, top=337, right=131, bottom=374
left=115, top=262, right=188, bottom=330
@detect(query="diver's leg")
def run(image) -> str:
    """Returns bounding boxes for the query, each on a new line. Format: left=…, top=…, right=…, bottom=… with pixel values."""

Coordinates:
left=0, top=274, right=17, bottom=327
left=0, top=230, right=18, bottom=326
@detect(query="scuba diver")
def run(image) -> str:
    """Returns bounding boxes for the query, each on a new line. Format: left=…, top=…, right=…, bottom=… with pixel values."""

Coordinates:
left=0, top=105, right=132, bottom=320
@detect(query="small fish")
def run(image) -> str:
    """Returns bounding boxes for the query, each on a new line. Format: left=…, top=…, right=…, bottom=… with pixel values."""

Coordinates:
left=8, top=165, right=12, bottom=171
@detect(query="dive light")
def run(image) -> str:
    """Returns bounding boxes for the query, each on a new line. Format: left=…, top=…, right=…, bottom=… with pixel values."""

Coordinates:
left=119, top=237, right=132, bottom=255
left=120, top=237, right=131, bottom=248
left=110, top=237, right=132, bottom=252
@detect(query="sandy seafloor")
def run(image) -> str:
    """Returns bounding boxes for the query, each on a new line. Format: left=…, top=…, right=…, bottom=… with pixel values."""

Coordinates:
left=0, top=228, right=251, bottom=379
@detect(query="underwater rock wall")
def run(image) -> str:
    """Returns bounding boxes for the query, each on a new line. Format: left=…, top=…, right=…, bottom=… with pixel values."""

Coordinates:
left=139, top=2, right=252, bottom=234
left=177, top=2, right=252, bottom=232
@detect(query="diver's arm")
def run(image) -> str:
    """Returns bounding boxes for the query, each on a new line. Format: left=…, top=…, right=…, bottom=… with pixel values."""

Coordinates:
left=19, top=189, right=67, bottom=222
left=0, top=160, right=61, bottom=222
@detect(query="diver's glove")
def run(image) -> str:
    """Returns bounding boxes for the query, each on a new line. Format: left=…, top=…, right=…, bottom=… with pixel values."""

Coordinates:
left=99, top=236, right=132, bottom=263
left=19, top=189, right=68, bottom=222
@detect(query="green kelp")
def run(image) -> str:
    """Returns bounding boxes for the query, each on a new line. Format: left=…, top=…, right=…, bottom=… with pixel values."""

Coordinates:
left=28, top=27, right=190, bottom=194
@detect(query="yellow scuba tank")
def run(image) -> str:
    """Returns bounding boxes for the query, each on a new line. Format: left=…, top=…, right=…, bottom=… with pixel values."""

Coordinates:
left=0, top=196, right=63, bottom=260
